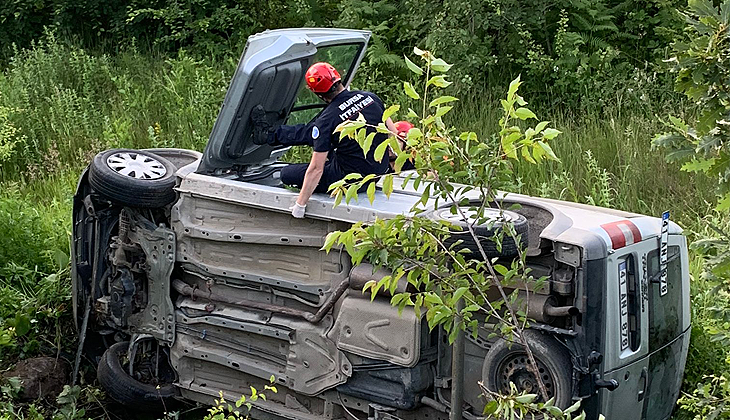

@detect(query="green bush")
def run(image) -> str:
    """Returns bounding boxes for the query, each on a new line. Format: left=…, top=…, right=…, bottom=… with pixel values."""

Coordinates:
left=0, top=32, right=231, bottom=181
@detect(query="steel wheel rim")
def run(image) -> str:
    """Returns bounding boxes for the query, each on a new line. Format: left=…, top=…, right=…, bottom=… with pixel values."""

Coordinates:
left=437, top=207, right=519, bottom=225
left=106, top=152, right=167, bottom=180
left=496, top=352, right=555, bottom=401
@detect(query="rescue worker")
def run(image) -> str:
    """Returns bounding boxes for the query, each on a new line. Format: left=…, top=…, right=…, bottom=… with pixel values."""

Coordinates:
left=389, top=120, right=416, bottom=171
left=251, top=62, right=396, bottom=218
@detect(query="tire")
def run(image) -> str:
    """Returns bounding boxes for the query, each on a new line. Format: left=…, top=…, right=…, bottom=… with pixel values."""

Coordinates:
left=482, top=330, right=572, bottom=409
left=425, top=206, right=528, bottom=258
left=97, top=341, right=177, bottom=411
left=89, top=149, right=177, bottom=208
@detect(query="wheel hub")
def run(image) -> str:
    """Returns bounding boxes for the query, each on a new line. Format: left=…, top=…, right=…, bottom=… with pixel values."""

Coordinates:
left=498, top=353, right=555, bottom=400
left=106, top=152, right=167, bottom=180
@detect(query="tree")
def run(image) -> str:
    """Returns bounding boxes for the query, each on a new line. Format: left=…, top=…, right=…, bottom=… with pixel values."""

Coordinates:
left=325, top=48, right=592, bottom=417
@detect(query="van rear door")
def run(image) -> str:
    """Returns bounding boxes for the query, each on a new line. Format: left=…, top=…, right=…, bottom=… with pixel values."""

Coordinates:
left=599, top=239, right=652, bottom=419
left=599, top=234, right=690, bottom=419
left=641, top=235, right=690, bottom=420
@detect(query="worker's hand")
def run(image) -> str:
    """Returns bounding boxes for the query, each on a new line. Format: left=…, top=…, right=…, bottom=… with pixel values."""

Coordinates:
left=290, top=202, right=306, bottom=218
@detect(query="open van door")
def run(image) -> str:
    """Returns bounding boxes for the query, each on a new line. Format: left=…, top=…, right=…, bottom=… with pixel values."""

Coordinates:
left=198, top=29, right=371, bottom=173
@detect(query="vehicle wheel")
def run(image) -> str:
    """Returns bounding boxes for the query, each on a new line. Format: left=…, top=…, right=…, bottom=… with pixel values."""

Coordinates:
left=89, top=149, right=177, bottom=208
left=425, top=206, right=528, bottom=258
left=97, top=341, right=177, bottom=411
left=482, top=330, right=572, bottom=408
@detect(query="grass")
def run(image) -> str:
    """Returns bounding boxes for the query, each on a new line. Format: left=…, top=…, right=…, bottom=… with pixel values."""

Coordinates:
left=0, top=34, right=723, bottom=416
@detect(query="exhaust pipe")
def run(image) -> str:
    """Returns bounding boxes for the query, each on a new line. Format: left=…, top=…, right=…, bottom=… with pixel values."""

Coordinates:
left=521, top=293, right=579, bottom=323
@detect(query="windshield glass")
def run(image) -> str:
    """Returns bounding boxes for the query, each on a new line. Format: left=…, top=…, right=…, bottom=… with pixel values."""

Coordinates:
left=647, top=246, right=683, bottom=351
left=287, top=43, right=363, bottom=125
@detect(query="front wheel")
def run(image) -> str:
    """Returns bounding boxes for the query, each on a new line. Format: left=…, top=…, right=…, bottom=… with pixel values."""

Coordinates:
left=482, top=330, right=573, bottom=408
left=97, top=341, right=177, bottom=411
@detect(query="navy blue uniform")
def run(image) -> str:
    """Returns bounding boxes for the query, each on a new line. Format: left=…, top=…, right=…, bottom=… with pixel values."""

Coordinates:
left=272, top=90, right=389, bottom=192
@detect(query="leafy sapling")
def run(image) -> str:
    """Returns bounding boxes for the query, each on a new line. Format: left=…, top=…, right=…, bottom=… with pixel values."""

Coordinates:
left=322, top=49, right=591, bottom=417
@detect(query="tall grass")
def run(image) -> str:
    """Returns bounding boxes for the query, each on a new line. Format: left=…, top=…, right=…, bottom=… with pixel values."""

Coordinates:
left=0, top=33, right=233, bottom=181
left=0, top=34, right=721, bottom=403
left=449, top=94, right=713, bottom=229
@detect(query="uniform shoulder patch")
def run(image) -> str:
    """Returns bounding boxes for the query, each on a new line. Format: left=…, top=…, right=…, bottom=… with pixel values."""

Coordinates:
left=312, top=126, right=320, bottom=139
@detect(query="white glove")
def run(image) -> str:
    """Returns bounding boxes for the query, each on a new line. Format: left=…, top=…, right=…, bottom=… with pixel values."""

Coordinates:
left=290, top=202, right=306, bottom=218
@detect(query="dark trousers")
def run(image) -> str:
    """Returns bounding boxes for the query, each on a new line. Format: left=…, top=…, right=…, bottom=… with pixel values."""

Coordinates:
left=273, top=125, right=345, bottom=193
left=280, top=161, right=345, bottom=193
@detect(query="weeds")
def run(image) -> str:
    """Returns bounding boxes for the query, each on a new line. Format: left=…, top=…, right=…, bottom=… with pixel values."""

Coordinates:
left=0, top=26, right=722, bottom=419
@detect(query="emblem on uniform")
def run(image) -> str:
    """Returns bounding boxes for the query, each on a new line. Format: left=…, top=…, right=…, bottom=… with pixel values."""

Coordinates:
left=312, top=126, right=320, bottom=139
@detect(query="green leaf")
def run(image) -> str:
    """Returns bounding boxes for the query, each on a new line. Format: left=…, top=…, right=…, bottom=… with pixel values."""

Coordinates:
left=374, top=140, right=390, bottom=162
left=452, top=287, right=468, bottom=304
left=407, top=108, right=419, bottom=118
left=483, top=400, right=498, bottom=415
left=343, top=173, right=362, bottom=181
left=322, top=231, right=341, bottom=252
left=717, top=193, right=730, bottom=211
left=534, top=121, right=549, bottom=132
left=681, top=157, right=716, bottom=173
left=494, top=264, right=509, bottom=276
left=427, top=75, right=452, bottom=88
left=508, top=75, right=522, bottom=99
left=333, top=190, right=343, bottom=207
left=13, top=313, right=31, bottom=337
left=376, top=122, right=392, bottom=134
left=345, top=184, right=359, bottom=203
left=542, top=127, right=562, bottom=140
left=435, top=106, right=453, bottom=118
left=404, top=82, right=420, bottom=99
left=514, top=394, right=537, bottom=404
left=537, top=140, right=559, bottom=161
left=413, top=46, right=426, bottom=56
left=430, top=96, right=459, bottom=107
left=521, top=145, right=536, bottom=163
left=514, top=107, right=537, bottom=120
left=564, top=399, right=581, bottom=414
left=430, top=58, right=453, bottom=72
left=394, top=153, right=410, bottom=172
left=404, top=55, right=423, bottom=75
left=383, top=175, right=394, bottom=198
left=382, top=104, right=400, bottom=122
left=367, top=181, right=376, bottom=204
left=362, top=132, right=376, bottom=157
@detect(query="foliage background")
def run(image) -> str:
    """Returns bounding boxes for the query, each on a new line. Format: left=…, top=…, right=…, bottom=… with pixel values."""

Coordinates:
left=0, top=0, right=725, bottom=418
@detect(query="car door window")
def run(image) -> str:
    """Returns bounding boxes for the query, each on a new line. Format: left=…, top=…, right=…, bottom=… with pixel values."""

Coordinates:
left=287, top=43, right=363, bottom=125
left=647, top=246, right=683, bottom=351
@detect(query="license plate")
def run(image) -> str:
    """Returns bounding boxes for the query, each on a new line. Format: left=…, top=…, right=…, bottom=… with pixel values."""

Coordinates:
left=659, top=211, right=670, bottom=296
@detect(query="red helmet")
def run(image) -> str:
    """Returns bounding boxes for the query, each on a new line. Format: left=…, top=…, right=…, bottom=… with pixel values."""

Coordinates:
left=305, top=62, right=342, bottom=93
left=394, top=121, right=414, bottom=138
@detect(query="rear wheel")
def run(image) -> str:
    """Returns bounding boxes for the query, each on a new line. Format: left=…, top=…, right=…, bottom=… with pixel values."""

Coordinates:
left=97, top=341, right=177, bottom=411
left=425, top=206, right=528, bottom=258
left=89, top=149, right=177, bottom=208
left=482, top=330, right=572, bottom=408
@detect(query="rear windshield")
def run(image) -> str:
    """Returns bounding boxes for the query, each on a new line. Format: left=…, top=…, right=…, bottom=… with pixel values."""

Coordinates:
left=287, top=43, right=363, bottom=125
left=647, top=246, right=683, bottom=351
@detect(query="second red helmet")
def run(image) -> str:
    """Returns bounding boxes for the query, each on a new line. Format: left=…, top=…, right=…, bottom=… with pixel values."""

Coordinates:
left=394, top=121, right=415, bottom=138
left=305, top=62, right=342, bottom=93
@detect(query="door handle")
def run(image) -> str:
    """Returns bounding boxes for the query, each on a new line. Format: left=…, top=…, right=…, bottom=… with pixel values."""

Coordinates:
left=593, top=374, right=619, bottom=391
left=638, top=367, right=648, bottom=402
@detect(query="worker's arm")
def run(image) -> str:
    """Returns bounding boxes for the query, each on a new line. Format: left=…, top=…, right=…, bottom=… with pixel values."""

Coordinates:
left=385, top=118, right=398, bottom=137
left=296, top=151, right=328, bottom=207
